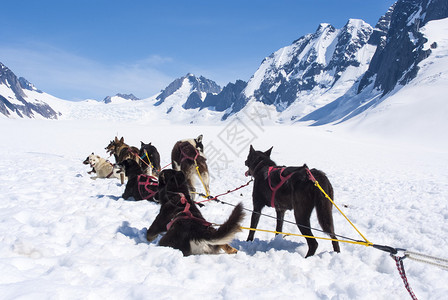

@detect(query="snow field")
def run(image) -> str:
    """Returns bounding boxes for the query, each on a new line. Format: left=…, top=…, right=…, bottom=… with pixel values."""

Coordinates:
left=0, top=119, right=447, bottom=299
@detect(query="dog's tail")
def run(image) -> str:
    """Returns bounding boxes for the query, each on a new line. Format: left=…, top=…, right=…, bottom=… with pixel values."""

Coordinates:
left=206, top=202, right=245, bottom=245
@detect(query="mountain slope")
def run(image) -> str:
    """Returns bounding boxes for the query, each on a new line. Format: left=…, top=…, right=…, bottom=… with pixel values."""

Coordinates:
left=0, top=62, right=60, bottom=119
left=224, top=19, right=376, bottom=121
left=154, top=73, right=221, bottom=111
left=103, top=93, right=140, bottom=104
left=341, top=17, right=448, bottom=149
left=301, top=0, right=448, bottom=125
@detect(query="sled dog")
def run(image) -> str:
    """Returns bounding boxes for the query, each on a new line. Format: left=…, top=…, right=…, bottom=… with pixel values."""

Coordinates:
left=87, top=153, right=123, bottom=180
left=146, top=169, right=243, bottom=256
left=105, top=136, right=139, bottom=164
left=139, top=141, right=161, bottom=176
left=245, top=145, right=340, bottom=257
left=83, top=154, right=95, bottom=174
left=171, top=134, right=210, bottom=199
left=118, top=159, right=158, bottom=202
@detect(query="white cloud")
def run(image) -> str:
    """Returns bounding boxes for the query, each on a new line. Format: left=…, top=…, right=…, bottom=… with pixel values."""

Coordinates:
left=0, top=42, right=174, bottom=100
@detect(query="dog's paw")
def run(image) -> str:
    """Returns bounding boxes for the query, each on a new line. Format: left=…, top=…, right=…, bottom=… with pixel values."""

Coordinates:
left=221, top=244, right=238, bottom=254
left=147, top=234, right=157, bottom=242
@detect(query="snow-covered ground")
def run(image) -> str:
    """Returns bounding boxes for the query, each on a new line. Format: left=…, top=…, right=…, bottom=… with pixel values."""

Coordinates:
left=0, top=118, right=446, bottom=299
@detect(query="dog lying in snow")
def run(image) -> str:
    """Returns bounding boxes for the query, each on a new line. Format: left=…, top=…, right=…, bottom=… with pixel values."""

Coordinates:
left=146, top=169, right=243, bottom=256
left=83, top=155, right=95, bottom=174
left=118, top=159, right=158, bottom=202
left=87, top=153, right=123, bottom=180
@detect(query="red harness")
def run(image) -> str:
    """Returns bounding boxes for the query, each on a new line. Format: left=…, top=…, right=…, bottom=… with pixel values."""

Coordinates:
left=179, top=143, right=199, bottom=162
left=137, top=174, right=158, bottom=200
left=166, top=193, right=212, bottom=230
left=267, top=166, right=295, bottom=208
left=105, top=162, right=115, bottom=178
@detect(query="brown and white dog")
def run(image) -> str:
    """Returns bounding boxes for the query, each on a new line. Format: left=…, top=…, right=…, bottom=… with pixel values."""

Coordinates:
left=171, top=134, right=210, bottom=200
left=146, top=169, right=243, bottom=256
left=105, top=136, right=139, bottom=164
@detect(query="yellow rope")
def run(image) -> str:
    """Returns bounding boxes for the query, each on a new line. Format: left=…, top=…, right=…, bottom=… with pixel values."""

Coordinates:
left=313, top=180, right=371, bottom=244
left=240, top=226, right=373, bottom=247
left=195, top=163, right=210, bottom=198
left=145, top=152, right=155, bottom=170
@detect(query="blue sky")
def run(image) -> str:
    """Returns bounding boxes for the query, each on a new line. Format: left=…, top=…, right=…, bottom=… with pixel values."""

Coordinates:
left=0, top=0, right=396, bottom=101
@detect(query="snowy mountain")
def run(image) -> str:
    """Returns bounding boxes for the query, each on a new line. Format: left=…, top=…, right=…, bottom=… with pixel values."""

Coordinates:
left=0, top=62, right=60, bottom=119
left=202, top=80, right=247, bottom=112
left=302, top=0, right=448, bottom=125
left=1, top=0, right=447, bottom=134
left=228, top=19, right=376, bottom=121
left=103, top=93, right=140, bottom=104
left=154, top=73, right=221, bottom=111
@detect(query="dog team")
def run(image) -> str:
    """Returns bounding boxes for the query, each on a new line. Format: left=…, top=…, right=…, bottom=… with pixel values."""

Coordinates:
left=83, top=135, right=340, bottom=257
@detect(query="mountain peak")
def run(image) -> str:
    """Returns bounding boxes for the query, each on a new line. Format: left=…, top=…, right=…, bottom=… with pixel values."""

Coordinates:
left=155, top=73, right=221, bottom=109
left=103, top=93, right=140, bottom=104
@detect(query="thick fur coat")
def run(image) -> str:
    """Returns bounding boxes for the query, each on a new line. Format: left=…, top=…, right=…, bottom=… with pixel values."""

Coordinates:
left=171, top=134, right=210, bottom=199
left=118, top=159, right=158, bottom=202
left=245, top=145, right=340, bottom=257
left=139, top=141, right=161, bottom=176
left=146, top=169, right=243, bottom=256
left=105, top=136, right=139, bottom=164
left=87, top=153, right=122, bottom=180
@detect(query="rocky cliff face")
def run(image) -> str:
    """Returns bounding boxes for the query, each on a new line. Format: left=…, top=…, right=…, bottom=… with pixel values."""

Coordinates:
left=103, top=93, right=140, bottom=104
left=222, top=19, right=376, bottom=121
left=302, top=0, right=448, bottom=125
left=154, top=73, right=221, bottom=109
left=359, top=0, right=448, bottom=95
left=0, top=62, right=58, bottom=119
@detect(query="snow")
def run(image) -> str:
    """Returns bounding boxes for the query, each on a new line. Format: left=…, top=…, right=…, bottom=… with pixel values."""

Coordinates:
left=0, top=117, right=447, bottom=299
left=0, top=83, right=22, bottom=105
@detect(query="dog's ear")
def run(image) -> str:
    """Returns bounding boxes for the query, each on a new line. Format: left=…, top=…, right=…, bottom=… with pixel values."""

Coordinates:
left=140, top=141, right=144, bottom=147
left=120, top=137, right=124, bottom=143
left=249, top=145, right=255, bottom=153
left=196, top=134, right=203, bottom=143
left=264, top=147, right=273, bottom=157
left=114, top=137, right=119, bottom=142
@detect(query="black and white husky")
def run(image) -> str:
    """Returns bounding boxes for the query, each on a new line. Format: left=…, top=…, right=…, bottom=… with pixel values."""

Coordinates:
left=171, top=134, right=210, bottom=199
left=146, top=169, right=243, bottom=256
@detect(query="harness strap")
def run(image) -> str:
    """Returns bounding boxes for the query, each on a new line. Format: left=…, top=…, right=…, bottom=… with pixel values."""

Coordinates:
left=268, top=166, right=294, bottom=208
left=166, top=193, right=211, bottom=230
left=137, top=174, right=158, bottom=200
left=180, top=144, right=199, bottom=162
left=106, top=161, right=114, bottom=178
left=305, top=167, right=316, bottom=182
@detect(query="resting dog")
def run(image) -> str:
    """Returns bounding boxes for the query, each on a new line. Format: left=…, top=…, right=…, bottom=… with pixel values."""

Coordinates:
left=118, top=159, right=158, bottom=202
left=146, top=169, right=243, bottom=256
left=171, top=134, right=210, bottom=199
left=83, top=154, right=95, bottom=174
left=245, top=145, right=340, bottom=258
left=139, top=141, right=161, bottom=176
left=87, top=153, right=122, bottom=180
